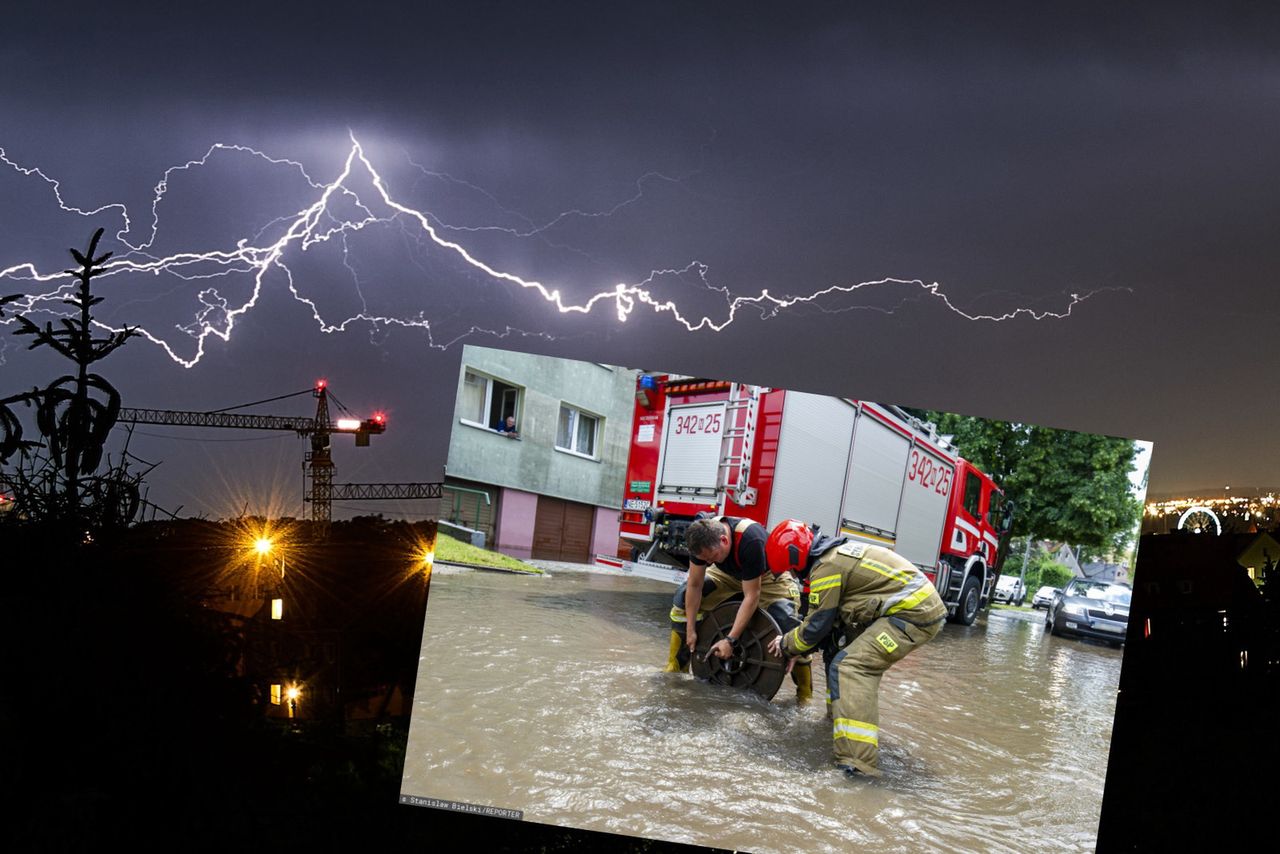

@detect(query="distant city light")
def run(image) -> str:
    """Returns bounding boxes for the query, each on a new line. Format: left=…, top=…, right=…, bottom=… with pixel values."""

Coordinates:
left=1144, top=488, right=1280, bottom=540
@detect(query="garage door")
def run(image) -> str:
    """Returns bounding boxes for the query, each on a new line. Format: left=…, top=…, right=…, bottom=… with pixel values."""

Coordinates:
left=532, top=496, right=595, bottom=562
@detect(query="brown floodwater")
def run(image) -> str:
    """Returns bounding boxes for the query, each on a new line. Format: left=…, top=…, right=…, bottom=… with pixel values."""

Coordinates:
left=402, top=566, right=1122, bottom=853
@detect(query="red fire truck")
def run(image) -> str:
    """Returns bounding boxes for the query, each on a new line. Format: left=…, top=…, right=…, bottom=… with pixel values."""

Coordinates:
left=617, top=374, right=1013, bottom=625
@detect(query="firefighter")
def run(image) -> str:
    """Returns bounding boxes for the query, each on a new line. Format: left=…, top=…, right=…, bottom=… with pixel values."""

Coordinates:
left=664, top=515, right=813, bottom=703
left=765, top=518, right=946, bottom=778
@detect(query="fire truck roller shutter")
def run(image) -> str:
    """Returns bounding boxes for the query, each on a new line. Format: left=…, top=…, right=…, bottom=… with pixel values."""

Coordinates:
left=655, top=401, right=728, bottom=504
left=893, top=440, right=952, bottom=571
left=841, top=408, right=911, bottom=542
left=767, top=393, right=855, bottom=534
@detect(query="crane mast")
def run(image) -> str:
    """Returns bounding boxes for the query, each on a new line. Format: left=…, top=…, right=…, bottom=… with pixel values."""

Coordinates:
left=306, top=383, right=334, bottom=524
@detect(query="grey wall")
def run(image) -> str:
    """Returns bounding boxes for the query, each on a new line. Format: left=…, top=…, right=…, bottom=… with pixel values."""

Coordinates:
left=446, top=345, right=636, bottom=509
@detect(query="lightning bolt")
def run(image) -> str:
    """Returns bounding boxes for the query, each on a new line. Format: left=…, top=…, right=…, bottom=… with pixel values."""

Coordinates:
left=1, top=132, right=1119, bottom=369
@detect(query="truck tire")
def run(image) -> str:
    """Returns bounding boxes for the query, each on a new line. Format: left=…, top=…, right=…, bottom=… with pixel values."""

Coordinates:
left=953, top=574, right=981, bottom=626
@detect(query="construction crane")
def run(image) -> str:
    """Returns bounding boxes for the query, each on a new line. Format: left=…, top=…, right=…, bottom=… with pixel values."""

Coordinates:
left=118, top=380, right=394, bottom=523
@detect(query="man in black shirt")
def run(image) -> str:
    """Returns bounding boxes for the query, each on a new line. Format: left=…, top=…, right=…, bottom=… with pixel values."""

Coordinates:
left=664, top=515, right=812, bottom=701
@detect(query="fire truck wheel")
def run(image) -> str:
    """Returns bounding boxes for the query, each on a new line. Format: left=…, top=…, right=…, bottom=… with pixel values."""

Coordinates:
left=954, top=574, right=981, bottom=625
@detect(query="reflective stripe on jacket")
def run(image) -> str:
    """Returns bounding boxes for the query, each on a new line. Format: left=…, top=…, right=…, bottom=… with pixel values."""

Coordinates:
left=781, top=542, right=946, bottom=656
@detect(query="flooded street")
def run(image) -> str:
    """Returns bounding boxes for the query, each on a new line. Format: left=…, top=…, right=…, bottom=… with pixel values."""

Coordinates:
left=403, top=568, right=1121, bottom=852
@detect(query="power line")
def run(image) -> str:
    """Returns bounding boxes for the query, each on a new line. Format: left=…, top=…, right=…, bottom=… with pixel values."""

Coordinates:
left=207, top=387, right=315, bottom=414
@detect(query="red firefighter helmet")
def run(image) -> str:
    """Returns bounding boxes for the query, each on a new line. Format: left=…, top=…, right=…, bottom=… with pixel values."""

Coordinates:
left=766, top=519, right=813, bottom=575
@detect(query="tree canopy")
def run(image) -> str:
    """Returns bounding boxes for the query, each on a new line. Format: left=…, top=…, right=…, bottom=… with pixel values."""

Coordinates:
left=904, top=409, right=1142, bottom=554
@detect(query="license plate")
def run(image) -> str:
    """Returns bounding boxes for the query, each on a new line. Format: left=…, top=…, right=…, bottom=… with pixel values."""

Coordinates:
left=624, top=499, right=651, bottom=511
left=1095, top=623, right=1124, bottom=633
left=1065, top=621, right=1078, bottom=629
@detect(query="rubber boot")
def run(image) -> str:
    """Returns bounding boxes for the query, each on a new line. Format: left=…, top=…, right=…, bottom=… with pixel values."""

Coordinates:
left=791, top=660, right=813, bottom=704
left=663, top=630, right=689, bottom=673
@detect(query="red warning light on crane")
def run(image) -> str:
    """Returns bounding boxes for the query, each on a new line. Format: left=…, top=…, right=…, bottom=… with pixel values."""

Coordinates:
left=315, top=379, right=328, bottom=391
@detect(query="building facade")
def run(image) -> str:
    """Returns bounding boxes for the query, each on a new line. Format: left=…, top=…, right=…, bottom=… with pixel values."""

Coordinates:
left=443, top=345, right=636, bottom=562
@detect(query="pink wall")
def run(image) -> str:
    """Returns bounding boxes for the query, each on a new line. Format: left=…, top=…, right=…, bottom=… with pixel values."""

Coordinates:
left=592, top=506, right=620, bottom=559
left=496, top=487, right=538, bottom=559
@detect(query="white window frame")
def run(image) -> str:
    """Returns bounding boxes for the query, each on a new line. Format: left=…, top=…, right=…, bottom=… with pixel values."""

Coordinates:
left=556, top=403, right=601, bottom=460
left=459, top=369, right=522, bottom=432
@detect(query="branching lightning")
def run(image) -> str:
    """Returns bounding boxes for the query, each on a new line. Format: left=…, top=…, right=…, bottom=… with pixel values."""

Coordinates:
left=1, top=133, right=1117, bottom=369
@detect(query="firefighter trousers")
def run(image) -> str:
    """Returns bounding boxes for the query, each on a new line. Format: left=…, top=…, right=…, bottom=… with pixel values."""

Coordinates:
left=826, top=614, right=942, bottom=776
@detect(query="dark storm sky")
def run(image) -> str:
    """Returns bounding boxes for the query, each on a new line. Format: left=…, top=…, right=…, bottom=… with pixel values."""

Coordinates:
left=4, top=2, right=1279, bottom=516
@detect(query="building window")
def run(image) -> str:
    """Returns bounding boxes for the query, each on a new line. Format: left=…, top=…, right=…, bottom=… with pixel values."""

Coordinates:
left=460, top=370, right=522, bottom=431
left=557, top=404, right=600, bottom=457
left=270, top=684, right=282, bottom=705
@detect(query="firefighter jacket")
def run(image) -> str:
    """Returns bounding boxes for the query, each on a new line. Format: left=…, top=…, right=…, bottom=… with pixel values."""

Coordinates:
left=779, top=541, right=947, bottom=657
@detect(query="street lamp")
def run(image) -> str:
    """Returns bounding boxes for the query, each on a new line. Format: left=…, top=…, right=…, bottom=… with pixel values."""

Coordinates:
left=245, top=532, right=286, bottom=612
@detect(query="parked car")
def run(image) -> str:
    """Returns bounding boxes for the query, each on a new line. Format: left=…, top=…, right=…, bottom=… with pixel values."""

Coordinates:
left=993, top=574, right=1026, bottom=606
left=1045, top=578, right=1132, bottom=647
left=1031, top=585, right=1060, bottom=609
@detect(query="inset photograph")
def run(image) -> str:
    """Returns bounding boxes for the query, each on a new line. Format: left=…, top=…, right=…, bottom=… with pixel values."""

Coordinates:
left=402, top=344, right=1151, bottom=853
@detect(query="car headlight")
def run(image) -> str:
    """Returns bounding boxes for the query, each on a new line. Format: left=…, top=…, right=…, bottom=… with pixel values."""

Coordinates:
left=1064, top=603, right=1085, bottom=616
